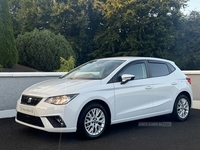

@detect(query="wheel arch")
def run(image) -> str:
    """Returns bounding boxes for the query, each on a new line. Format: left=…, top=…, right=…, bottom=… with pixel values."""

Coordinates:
left=77, top=99, right=111, bottom=126
left=176, top=91, right=192, bottom=107
left=171, top=91, right=192, bottom=121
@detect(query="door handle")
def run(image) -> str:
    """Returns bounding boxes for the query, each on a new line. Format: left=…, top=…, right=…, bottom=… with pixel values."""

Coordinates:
left=171, top=82, right=177, bottom=85
left=145, top=86, right=152, bottom=89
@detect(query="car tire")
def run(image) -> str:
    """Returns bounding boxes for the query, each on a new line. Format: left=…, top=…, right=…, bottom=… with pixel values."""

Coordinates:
left=77, top=103, right=108, bottom=139
left=171, top=95, right=190, bottom=121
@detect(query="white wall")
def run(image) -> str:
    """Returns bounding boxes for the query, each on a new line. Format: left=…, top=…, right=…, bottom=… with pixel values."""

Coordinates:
left=182, top=71, right=200, bottom=100
left=0, top=71, right=199, bottom=118
left=0, top=72, right=65, bottom=110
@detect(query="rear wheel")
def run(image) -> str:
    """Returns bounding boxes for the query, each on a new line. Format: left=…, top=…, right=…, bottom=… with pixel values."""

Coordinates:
left=171, top=95, right=190, bottom=121
left=77, top=103, right=108, bottom=139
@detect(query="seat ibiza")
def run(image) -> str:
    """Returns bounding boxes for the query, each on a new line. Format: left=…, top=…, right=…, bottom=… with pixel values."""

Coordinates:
left=15, top=57, right=193, bottom=139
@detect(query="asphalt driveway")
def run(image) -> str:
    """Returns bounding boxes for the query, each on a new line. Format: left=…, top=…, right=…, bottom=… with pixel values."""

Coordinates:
left=0, top=109, right=200, bottom=150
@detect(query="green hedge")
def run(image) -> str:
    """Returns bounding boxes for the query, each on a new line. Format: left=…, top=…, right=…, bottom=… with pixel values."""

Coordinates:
left=0, top=0, right=18, bottom=68
left=0, top=64, right=2, bottom=72
left=16, top=29, right=75, bottom=71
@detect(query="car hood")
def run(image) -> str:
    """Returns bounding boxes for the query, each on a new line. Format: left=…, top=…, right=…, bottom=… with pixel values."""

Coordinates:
left=23, top=78, right=101, bottom=97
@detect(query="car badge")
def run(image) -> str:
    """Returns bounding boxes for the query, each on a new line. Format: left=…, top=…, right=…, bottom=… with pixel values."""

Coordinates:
left=27, top=97, right=32, bottom=103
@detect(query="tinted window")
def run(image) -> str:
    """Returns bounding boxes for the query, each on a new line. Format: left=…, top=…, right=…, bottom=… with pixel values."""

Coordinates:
left=119, top=63, right=147, bottom=79
left=167, top=62, right=176, bottom=72
left=149, top=63, right=170, bottom=77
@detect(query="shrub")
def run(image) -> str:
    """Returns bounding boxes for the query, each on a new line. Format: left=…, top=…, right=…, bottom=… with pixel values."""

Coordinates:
left=16, top=29, right=75, bottom=71
left=55, top=56, right=75, bottom=72
left=0, top=64, right=2, bottom=72
left=0, top=0, right=18, bottom=68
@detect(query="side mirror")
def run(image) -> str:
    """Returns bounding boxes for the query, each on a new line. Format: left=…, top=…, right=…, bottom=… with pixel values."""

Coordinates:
left=121, top=74, right=135, bottom=84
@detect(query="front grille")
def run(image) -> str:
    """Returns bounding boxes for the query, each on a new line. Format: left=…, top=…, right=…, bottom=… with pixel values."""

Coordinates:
left=21, top=95, right=42, bottom=106
left=17, top=112, right=44, bottom=127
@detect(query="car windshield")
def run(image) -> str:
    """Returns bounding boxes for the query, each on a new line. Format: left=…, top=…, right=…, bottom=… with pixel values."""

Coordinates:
left=62, top=59, right=125, bottom=80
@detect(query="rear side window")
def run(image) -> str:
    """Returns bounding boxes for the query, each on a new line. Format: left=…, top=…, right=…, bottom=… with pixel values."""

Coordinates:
left=149, top=62, right=170, bottom=77
left=167, top=63, right=176, bottom=72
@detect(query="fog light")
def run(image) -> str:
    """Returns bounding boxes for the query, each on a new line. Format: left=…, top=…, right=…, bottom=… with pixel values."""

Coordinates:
left=55, top=116, right=65, bottom=126
left=46, top=116, right=66, bottom=128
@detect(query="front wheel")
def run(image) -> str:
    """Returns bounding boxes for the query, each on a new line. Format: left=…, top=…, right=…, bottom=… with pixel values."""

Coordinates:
left=171, top=95, right=190, bottom=121
left=77, top=103, right=108, bottom=139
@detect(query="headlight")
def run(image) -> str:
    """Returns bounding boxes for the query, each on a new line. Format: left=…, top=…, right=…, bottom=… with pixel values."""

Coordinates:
left=45, top=94, right=78, bottom=105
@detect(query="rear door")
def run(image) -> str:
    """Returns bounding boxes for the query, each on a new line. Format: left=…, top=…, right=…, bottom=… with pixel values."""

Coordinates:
left=147, top=61, right=178, bottom=114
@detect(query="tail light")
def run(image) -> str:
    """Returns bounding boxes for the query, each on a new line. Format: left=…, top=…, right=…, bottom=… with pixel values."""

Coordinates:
left=186, top=77, right=191, bottom=84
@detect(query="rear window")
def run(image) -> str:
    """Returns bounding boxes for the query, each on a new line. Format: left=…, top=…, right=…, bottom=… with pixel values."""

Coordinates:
left=149, top=62, right=170, bottom=77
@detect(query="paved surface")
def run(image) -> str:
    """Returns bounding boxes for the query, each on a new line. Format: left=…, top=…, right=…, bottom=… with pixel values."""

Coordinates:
left=0, top=109, right=200, bottom=150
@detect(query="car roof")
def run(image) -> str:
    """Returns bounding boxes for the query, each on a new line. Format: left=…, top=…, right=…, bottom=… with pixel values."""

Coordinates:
left=99, top=56, right=174, bottom=63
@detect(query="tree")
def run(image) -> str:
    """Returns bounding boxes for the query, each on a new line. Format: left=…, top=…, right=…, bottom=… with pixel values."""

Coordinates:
left=0, top=64, right=2, bottom=72
left=8, top=0, right=95, bottom=64
left=16, top=29, right=75, bottom=71
left=93, top=0, right=188, bottom=59
left=9, top=0, right=190, bottom=67
left=0, top=0, right=18, bottom=68
left=55, top=56, right=75, bottom=72
left=174, top=11, right=200, bottom=70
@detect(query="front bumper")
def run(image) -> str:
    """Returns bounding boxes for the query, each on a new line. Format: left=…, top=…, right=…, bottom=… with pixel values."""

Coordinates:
left=15, top=97, right=77, bottom=133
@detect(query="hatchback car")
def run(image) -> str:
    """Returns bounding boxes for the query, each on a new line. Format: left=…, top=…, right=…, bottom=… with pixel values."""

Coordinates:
left=16, top=57, right=193, bottom=139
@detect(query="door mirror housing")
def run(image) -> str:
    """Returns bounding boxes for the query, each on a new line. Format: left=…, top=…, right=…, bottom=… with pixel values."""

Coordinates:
left=121, top=74, right=135, bottom=84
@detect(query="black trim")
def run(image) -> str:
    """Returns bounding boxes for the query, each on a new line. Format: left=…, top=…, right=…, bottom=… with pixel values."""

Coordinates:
left=21, top=95, right=42, bottom=106
left=16, top=112, right=44, bottom=127
left=46, top=116, right=66, bottom=128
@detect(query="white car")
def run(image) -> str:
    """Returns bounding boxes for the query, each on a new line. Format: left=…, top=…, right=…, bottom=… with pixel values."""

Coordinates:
left=15, top=57, right=193, bottom=139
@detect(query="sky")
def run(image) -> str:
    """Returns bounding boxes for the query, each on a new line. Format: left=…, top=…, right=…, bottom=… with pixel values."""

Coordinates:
left=183, top=0, right=200, bottom=14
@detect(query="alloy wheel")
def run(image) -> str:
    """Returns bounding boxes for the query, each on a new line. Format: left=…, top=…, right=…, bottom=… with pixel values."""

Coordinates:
left=84, top=108, right=106, bottom=136
left=177, top=98, right=189, bottom=119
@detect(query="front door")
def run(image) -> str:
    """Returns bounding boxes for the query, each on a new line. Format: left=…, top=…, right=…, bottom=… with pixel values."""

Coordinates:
left=113, top=61, right=154, bottom=122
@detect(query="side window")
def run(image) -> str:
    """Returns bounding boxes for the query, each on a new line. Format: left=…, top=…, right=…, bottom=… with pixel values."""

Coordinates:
left=167, top=62, right=176, bottom=72
left=149, top=62, right=170, bottom=77
left=119, top=63, right=147, bottom=80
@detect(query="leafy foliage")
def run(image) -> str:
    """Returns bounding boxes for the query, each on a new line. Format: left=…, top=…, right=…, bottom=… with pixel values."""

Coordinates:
left=16, top=29, right=75, bottom=71
left=0, top=64, right=2, bottom=72
left=9, top=0, right=93, bottom=64
left=55, top=56, right=75, bottom=72
left=0, top=0, right=18, bottom=68
left=10, top=0, right=200, bottom=70
left=93, top=0, right=185, bottom=59
left=173, top=11, right=200, bottom=70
